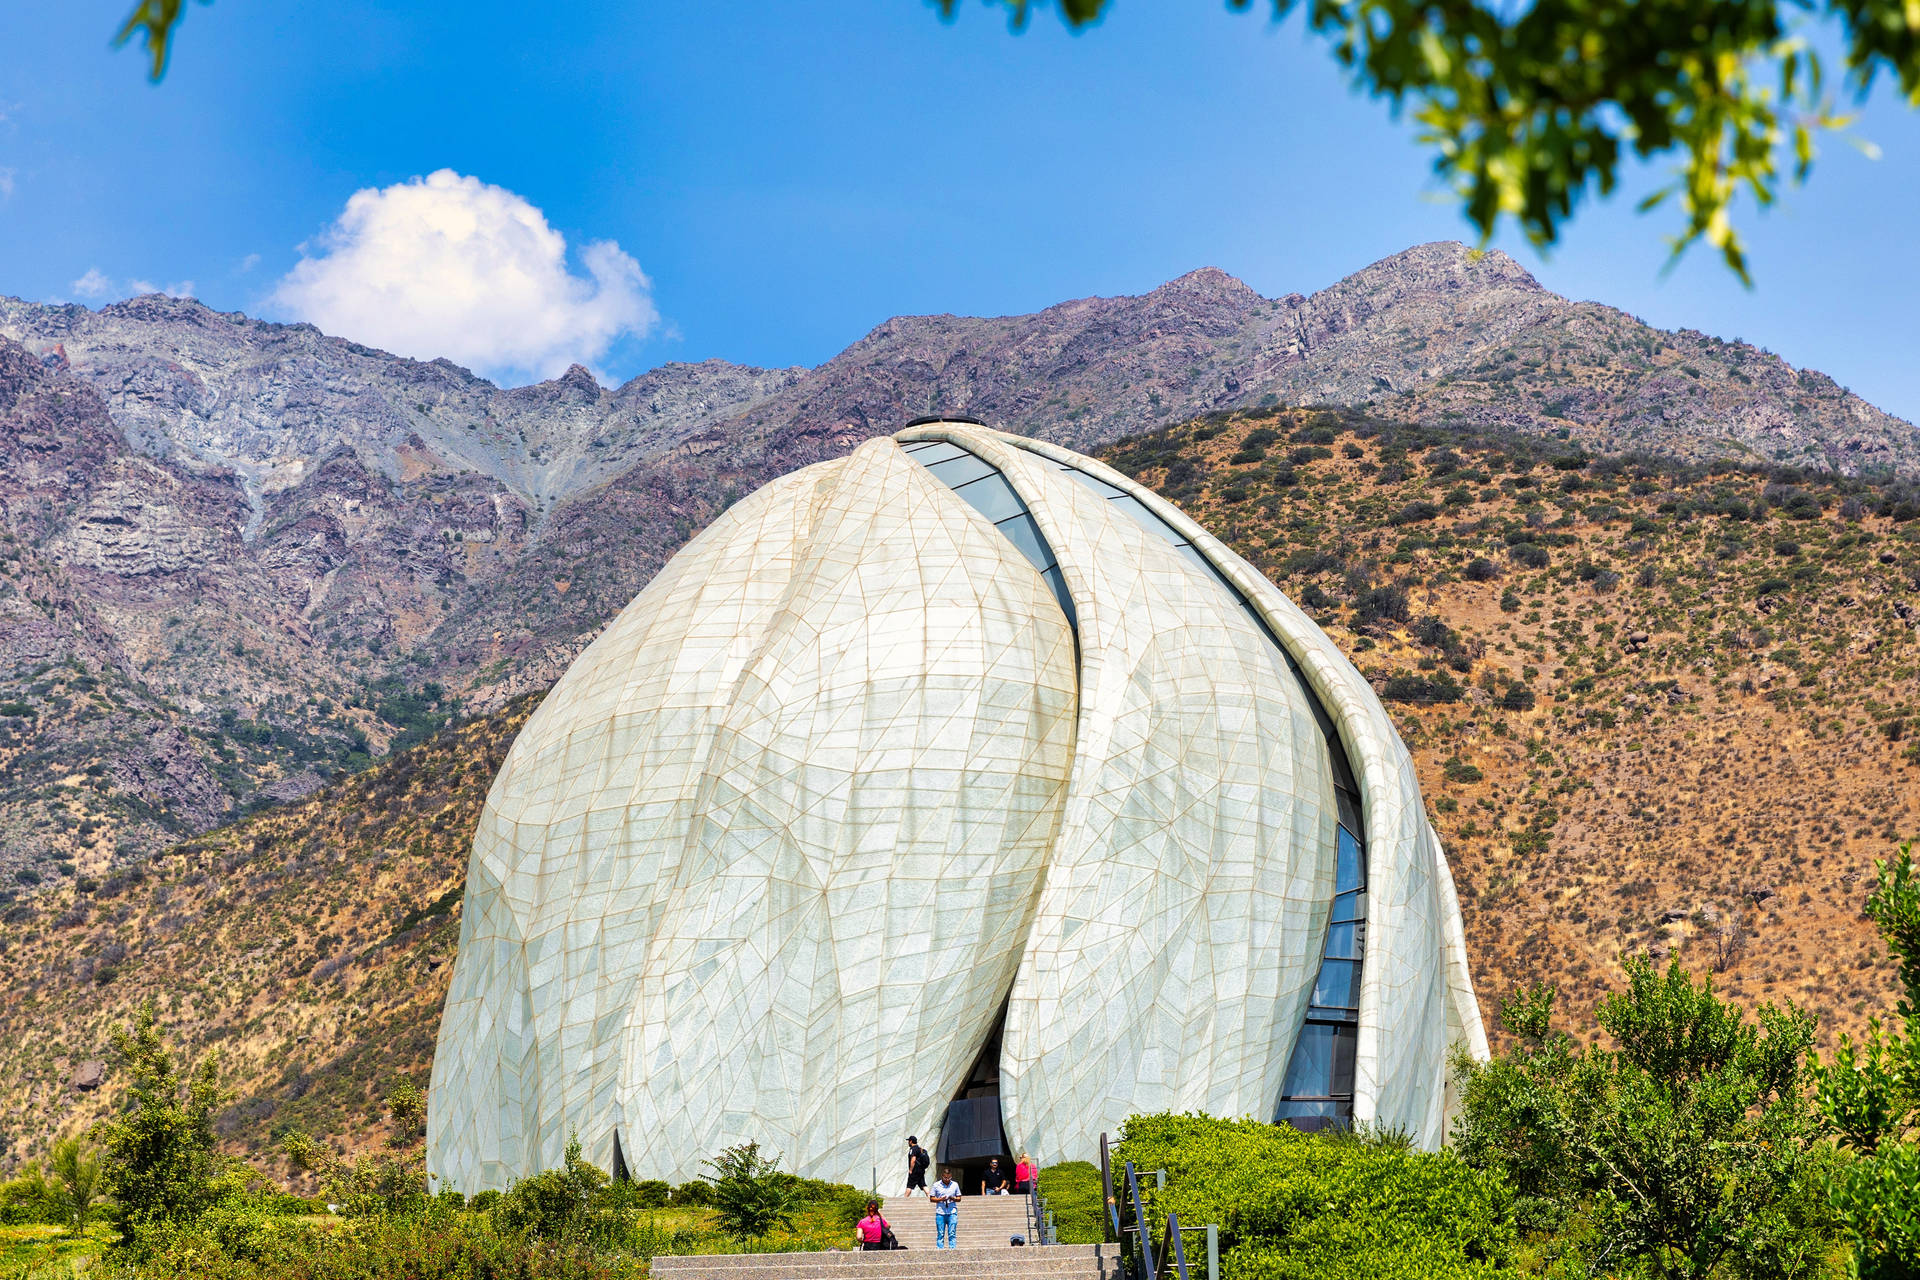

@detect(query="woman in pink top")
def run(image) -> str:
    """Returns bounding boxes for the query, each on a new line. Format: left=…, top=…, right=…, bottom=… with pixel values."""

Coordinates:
left=1014, top=1154, right=1036, bottom=1195
left=855, top=1201, right=891, bottom=1251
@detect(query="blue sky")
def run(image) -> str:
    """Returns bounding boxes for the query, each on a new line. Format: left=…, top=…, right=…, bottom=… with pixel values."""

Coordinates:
left=2, top=2, right=1916, bottom=419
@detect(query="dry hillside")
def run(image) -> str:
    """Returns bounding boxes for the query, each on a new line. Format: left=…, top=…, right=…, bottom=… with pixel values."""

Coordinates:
left=1, top=411, right=1916, bottom=1175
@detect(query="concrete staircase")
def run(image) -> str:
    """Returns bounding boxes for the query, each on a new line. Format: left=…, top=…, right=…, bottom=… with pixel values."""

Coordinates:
left=875, top=1193, right=1038, bottom=1250
left=651, top=1196, right=1118, bottom=1280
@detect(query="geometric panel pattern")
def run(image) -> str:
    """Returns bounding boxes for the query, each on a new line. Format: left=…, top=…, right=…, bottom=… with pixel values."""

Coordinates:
left=427, top=422, right=1487, bottom=1192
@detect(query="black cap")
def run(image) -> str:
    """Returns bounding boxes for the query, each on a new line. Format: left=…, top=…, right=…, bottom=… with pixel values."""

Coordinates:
left=907, top=1136, right=917, bottom=1143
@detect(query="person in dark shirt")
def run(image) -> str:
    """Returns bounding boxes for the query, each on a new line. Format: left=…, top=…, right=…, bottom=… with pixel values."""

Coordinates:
left=981, top=1157, right=1010, bottom=1194
left=905, top=1136, right=931, bottom=1197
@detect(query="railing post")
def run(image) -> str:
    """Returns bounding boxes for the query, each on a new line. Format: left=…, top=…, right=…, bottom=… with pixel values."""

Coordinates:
left=1206, top=1224, right=1218, bottom=1280
left=1100, top=1133, right=1119, bottom=1244
left=1166, top=1212, right=1190, bottom=1280
left=1125, top=1162, right=1156, bottom=1280
left=1155, top=1169, right=1164, bottom=1193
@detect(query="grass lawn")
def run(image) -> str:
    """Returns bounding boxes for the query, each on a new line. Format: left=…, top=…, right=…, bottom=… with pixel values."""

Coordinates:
left=0, top=1223, right=111, bottom=1279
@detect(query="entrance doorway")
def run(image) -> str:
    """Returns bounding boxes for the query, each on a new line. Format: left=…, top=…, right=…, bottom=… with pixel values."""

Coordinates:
left=935, top=999, right=1012, bottom=1193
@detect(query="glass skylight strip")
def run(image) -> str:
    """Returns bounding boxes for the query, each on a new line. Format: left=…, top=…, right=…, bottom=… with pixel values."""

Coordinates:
left=902, top=439, right=1078, bottom=634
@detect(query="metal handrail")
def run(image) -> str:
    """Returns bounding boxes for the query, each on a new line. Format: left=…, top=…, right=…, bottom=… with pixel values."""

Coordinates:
left=1025, top=1170, right=1053, bottom=1245
left=1097, top=1136, right=1189, bottom=1280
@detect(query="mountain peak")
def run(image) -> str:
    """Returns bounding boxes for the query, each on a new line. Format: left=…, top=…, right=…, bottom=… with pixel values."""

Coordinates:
left=1346, top=241, right=1543, bottom=296
left=1152, top=266, right=1264, bottom=303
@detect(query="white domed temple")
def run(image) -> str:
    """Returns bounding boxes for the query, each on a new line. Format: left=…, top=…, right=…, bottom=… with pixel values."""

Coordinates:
left=426, top=419, right=1487, bottom=1192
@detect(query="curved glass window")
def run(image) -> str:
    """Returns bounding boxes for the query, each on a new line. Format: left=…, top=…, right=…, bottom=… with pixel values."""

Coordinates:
left=900, top=438, right=1078, bottom=633
left=1005, top=443, right=1370, bottom=1132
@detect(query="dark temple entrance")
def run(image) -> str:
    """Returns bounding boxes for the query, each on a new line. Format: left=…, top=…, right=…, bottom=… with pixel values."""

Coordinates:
left=936, top=999, right=1012, bottom=1193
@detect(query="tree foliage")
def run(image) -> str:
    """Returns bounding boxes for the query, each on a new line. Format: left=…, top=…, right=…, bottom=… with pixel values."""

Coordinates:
left=49, top=1136, right=104, bottom=1232
left=936, top=0, right=1920, bottom=281
left=281, top=1081, right=432, bottom=1218
left=1452, top=957, right=1833, bottom=1278
left=1810, top=841, right=1920, bottom=1278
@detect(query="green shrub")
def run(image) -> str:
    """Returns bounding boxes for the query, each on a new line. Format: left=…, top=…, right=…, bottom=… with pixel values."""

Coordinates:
left=702, top=1141, right=798, bottom=1240
left=1383, top=673, right=1464, bottom=705
left=1038, top=1161, right=1106, bottom=1244
left=497, top=1134, right=612, bottom=1245
left=1114, top=1113, right=1518, bottom=1280
left=633, top=1179, right=672, bottom=1209
left=672, top=1180, right=714, bottom=1207
left=127, top=1202, right=645, bottom=1279
left=0, top=1161, right=63, bottom=1225
left=1454, top=959, right=1835, bottom=1279
left=1498, top=684, right=1536, bottom=711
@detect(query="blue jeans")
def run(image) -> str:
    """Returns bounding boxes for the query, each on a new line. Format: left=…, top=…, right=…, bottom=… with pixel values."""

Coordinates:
left=935, top=1211, right=956, bottom=1248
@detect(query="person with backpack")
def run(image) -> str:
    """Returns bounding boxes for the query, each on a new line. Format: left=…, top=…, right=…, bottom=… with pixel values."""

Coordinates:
left=1013, top=1153, right=1036, bottom=1196
left=930, top=1167, right=963, bottom=1248
left=905, top=1135, right=930, bottom=1197
left=855, top=1200, right=892, bottom=1251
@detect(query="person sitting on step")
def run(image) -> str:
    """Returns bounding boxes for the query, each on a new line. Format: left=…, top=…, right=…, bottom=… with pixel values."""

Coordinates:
left=981, top=1157, right=1010, bottom=1195
left=855, top=1200, right=891, bottom=1251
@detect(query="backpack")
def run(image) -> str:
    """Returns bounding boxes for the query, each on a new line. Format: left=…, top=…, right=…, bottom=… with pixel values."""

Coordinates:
left=880, top=1225, right=903, bottom=1250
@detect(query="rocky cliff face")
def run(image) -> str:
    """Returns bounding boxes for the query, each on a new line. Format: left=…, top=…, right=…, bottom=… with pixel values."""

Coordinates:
left=0, top=241, right=1914, bottom=882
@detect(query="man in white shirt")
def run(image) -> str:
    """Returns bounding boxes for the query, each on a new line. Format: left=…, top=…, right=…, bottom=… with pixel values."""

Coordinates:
left=930, top=1169, right=963, bottom=1249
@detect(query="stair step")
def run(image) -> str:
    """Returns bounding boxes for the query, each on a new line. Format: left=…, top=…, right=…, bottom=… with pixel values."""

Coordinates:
left=652, top=1243, right=1118, bottom=1280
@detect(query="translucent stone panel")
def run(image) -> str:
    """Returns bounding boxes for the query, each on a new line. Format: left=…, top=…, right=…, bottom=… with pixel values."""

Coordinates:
left=429, top=462, right=834, bottom=1192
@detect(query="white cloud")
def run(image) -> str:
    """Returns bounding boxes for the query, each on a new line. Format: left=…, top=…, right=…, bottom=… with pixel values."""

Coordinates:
left=0, top=168, right=14, bottom=203
left=127, top=278, right=195, bottom=298
left=72, top=268, right=113, bottom=298
left=238, top=252, right=260, bottom=273
left=71, top=270, right=195, bottom=302
left=269, top=169, right=657, bottom=384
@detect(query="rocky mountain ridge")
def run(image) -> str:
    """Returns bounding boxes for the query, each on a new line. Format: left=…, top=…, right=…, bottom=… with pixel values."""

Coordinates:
left=0, top=241, right=1915, bottom=880
left=3, top=409, right=1914, bottom=1176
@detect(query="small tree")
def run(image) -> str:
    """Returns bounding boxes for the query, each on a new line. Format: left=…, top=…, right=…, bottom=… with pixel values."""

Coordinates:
left=1812, top=841, right=1920, bottom=1277
left=94, top=1001, right=224, bottom=1238
left=702, top=1141, right=797, bottom=1241
left=385, top=1081, right=427, bottom=1150
left=49, top=1137, right=103, bottom=1232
